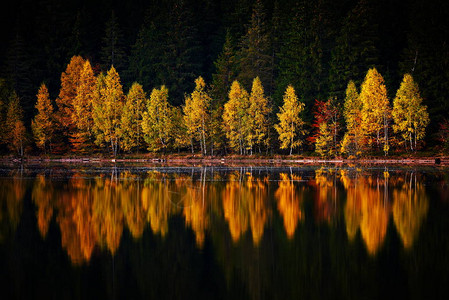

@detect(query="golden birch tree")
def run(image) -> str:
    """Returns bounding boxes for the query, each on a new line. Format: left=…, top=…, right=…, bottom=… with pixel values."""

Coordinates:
left=247, top=77, right=271, bottom=154
left=392, top=74, right=429, bottom=151
left=341, top=81, right=364, bottom=156
left=141, top=86, right=175, bottom=152
left=32, top=84, right=55, bottom=152
left=183, top=77, right=211, bottom=155
left=92, top=66, right=124, bottom=156
left=120, top=82, right=146, bottom=152
left=274, top=85, right=305, bottom=155
left=360, top=68, right=391, bottom=155
left=222, top=80, right=250, bottom=154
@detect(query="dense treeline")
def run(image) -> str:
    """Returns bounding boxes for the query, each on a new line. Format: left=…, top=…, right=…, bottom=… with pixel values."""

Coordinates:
left=0, top=0, right=448, bottom=156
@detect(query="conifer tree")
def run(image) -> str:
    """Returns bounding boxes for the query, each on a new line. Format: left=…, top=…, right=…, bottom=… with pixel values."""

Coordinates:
left=328, top=0, right=379, bottom=100
left=247, top=77, right=271, bottom=154
left=121, top=82, right=146, bottom=153
left=5, top=92, right=26, bottom=156
left=56, top=55, right=86, bottom=143
left=392, top=74, right=429, bottom=151
left=315, top=122, right=333, bottom=157
left=101, top=11, right=127, bottom=73
left=92, top=66, right=124, bottom=156
left=141, top=86, right=175, bottom=152
left=222, top=80, right=250, bottom=154
left=183, top=77, right=211, bottom=155
left=341, top=81, right=364, bottom=156
left=360, top=68, right=391, bottom=155
left=211, top=30, right=236, bottom=108
left=32, top=84, right=54, bottom=153
left=238, top=0, right=272, bottom=90
left=274, top=85, right=305, bottom=155
left=72, top=60, right=96, bottom=151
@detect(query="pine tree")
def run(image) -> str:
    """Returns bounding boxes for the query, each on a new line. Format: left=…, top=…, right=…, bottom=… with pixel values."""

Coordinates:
left=141, top=86, right=176, bottom=152
left=158, top=0, right=201, bottom=105
left=360, top=68, right=391, bottom=155
left=274, top=85, right=305, bottom=155
left=32, top=84, right=55, bottom=153
left=183, top=77, right=211, bottom=155
left=71, top=60, right=96, bottom=151
left=211, top=30, right=237, bottom=108
left=238, top=0, right=272, bottom=90
left=328, top=0, right=379, bottom=100
left=92, top=66, right=124, bottom=156
left=121, top=82, right=146, bottom=153
left=5, top=92, right=27, bottom=156
left=392, top=74, right=429, bottom=151
left=101, top=11, right=127, bottom=73
left=247, top=77, right=271, bottom=154
left=222, top=80, right=250, bottom=154
left=126, top=17, right=161, bottom=92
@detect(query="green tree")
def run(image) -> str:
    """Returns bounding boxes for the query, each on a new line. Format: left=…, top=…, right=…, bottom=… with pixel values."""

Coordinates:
left=222, top=80, right=250, bottom=154
left=183, top=77, right=211, bottom=155
left=392, top=74, right=429, bottom=151
left=101, top=11, right=127, bottom=73
left=360, top=68, right=391, bottom=155
left=5, top=92, right=27, bottom=156
left=238, top=0, right=272, bottom=91
left=141, top=86, right=175, bottom=152
left=328, top=0, right=379, bottom=100
left=32, top=84, right=55, bottom=153
left=92, top=66, right=124, bottom=156
left=274, top=85, right=305, bottom=155
left=121, top=82, right=146, bottom=153
left=247, top=77, right=271, bottom=154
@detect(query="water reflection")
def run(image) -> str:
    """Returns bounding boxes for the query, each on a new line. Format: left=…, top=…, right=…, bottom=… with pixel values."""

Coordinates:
left=0, top=166, right=437, bottom=264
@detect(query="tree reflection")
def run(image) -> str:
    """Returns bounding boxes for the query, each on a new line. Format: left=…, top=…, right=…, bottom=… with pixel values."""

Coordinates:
left=392, top=172, right=429, bottom=249
left=10, top=166, right=434, bottom=265
left=275, top=172, right=303, bottom=238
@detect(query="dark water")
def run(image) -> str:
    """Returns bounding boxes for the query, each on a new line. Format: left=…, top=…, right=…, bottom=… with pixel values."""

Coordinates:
left=1, top=163, right=449, bottom=300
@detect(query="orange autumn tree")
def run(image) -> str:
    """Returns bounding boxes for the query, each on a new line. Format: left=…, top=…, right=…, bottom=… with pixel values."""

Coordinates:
left=55, top=56, right=86, bottom=149
left=32, top=84, right=55, bottom=153
left=5, top=92, right=27, bottom=156
left=72, top=60, right=97, bottom=152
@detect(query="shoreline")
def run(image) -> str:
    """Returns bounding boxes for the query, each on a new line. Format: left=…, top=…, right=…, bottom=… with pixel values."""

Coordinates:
left=1, top=155, right=449, bottom=166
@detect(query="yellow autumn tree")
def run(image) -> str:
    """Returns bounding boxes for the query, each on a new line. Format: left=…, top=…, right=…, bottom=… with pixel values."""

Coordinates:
left=183, top=76, right=211, bottom=155
left=141, top=86, right=176, bottom=152
left=274, top=85, right=305, bottom=155
left=360, top=68, right=391, bottom=155
left=92, top=66, right=124, bottom=156
left=392, top=74, right=429, bottom=151
left=315, top=122, right=334, bottom=157
left=72, top=60, right=96, bottom=151
left=222, top=80, right=250, bottom=154
left=56, top=56, right=86, bottom=138
left=247, top=77, right=271, bottom=154
left=341, top=81, right=364, bottom=156
left=32, top=84, right=55, bottom=153
left=5, top=92, right=27, bottom=156
left=120, top=82, right=146, bottom=152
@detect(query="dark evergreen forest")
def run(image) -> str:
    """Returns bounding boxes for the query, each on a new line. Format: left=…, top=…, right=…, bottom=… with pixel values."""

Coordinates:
left=1, top=0, right=448, bottom=153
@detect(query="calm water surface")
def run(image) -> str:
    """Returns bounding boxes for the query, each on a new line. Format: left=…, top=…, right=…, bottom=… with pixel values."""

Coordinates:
left=1, top=163, right=449, bottom=299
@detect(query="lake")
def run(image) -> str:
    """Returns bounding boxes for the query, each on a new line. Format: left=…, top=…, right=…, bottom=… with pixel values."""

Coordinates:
left=1, top=163, right=448, bottom=299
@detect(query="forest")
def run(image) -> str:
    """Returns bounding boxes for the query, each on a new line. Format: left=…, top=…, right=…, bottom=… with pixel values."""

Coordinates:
left=1, top=0, right=449, bottom=157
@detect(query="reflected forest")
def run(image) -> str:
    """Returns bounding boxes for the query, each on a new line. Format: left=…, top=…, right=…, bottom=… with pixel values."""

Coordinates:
left=2, top=166, right=449, bottom=299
